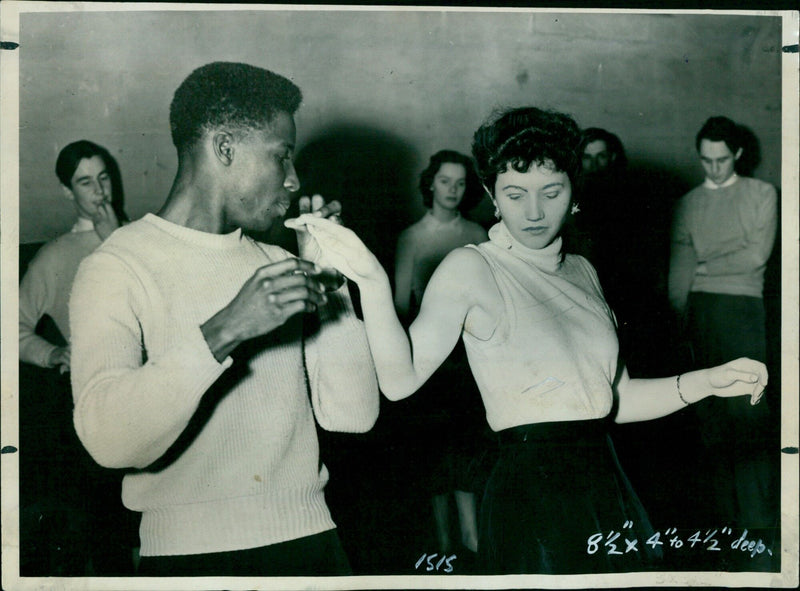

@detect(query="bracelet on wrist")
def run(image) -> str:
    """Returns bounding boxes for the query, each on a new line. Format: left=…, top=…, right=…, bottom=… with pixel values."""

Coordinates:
left=676, top=374, right=690, bottom=406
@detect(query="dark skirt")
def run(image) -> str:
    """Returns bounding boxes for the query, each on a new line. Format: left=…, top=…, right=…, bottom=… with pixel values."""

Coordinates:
left=478, top=418, right=662, bottom=574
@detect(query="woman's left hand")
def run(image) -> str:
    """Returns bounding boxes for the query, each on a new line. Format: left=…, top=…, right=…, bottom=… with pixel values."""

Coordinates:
left=705, top=357, right=768, bottom=405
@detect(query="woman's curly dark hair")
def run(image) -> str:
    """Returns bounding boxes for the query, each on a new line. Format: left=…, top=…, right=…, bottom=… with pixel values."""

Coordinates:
left=418, top=149, right=482, bottom=212
left=471, top=107, right=582, bottom=195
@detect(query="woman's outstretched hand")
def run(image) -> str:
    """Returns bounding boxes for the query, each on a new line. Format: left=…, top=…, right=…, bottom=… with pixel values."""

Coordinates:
left=284, top=215, right=383, bottom=284
left=705, top=357, right=768, bottom=405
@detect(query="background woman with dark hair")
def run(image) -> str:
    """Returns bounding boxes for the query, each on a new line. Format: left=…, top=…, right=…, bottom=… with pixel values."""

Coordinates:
left=392, top=150, right=488, bottom=560
left=288, top=106, right=768, bottom=574
left=394, top=149, right=487, bottom=320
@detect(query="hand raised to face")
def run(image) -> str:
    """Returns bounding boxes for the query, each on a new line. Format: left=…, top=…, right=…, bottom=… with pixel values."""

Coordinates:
left=92, top=201, right=121, bottom=241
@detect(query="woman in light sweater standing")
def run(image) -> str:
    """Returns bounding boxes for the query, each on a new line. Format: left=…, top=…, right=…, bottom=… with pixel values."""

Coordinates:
left=287, top=106, right=768, bottom=574
left=394, top=150, right=488, bottom=558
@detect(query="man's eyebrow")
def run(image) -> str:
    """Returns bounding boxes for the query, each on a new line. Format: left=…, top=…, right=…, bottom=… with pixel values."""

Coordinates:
left=74, top=168, right=108, bottom=181
left=500, top=184, right=528, bottom=192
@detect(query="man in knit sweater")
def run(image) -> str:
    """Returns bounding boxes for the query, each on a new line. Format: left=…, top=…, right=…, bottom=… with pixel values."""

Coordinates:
left=19, top=140, right=122, bottom=372
left=668, top=116, right=778, bottom=538
left=19, top=139, right=139, bottom=575
left=69, top=62, right=379, bottom=576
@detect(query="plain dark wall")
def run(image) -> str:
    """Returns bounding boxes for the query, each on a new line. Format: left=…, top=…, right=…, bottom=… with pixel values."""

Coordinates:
left=18, top=9, right=782, bottom=247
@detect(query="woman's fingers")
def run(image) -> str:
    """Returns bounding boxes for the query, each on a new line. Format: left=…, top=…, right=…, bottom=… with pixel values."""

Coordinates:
left=296, top=194, right=342, bottom=219
left=311, top=194, right=326, bottom=212
left=707, top=358, right=768, bottom=405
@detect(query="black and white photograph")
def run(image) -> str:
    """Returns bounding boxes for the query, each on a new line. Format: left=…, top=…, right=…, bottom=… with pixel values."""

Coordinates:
left=1, top=2, right=797, bottom=590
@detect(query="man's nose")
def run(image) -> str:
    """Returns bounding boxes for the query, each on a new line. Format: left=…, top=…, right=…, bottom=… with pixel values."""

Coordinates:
left=284, top=161, right=300, bottom=192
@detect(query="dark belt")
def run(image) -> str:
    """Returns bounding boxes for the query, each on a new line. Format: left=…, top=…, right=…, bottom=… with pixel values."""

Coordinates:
left=496, top=418, right=609, bottom=446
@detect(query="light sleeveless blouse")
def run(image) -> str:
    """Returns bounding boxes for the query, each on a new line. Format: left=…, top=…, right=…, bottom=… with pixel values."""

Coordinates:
left=462, top=222, right=619, bottom=431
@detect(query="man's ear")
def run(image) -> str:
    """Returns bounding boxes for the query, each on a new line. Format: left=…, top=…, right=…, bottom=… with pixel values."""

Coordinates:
left=212, top=131, right=235, bottom=166
left=61, top=184, right=74, bottom=201
left=734, top=147, right=743, bottom=161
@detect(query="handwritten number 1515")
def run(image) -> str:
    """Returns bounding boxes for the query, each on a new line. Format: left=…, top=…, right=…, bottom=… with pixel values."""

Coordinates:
left=415, top=553, right=457, bottom=573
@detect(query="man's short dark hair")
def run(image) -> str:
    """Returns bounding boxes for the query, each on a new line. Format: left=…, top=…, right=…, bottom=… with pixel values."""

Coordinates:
left=170, top=62, right=303, bottom=153
left=695, top=116, right=741, bottom=154
left=578, top=127, right=628, bottom=171
left=55, top=139, right=129, bottom=222
left=55, top=140, right=113, bottom=188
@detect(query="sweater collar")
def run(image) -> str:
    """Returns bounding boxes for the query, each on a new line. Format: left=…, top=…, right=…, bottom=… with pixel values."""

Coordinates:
left=144, top=213, right=244, bottom=249
left=71, top=217, right=95, bottom=233
left=488, top=220, right=563, bottom=273
left=703, top=173, right=739, bottom=190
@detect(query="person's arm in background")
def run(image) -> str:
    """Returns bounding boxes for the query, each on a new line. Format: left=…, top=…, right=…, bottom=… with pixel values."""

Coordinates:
left=393, top=228, right=415, bottom=321
left=19, top=247, right=70, bottom=372
left=668, top=197, right=697, bottom=314
left=696, top=183, right=777, bottom=277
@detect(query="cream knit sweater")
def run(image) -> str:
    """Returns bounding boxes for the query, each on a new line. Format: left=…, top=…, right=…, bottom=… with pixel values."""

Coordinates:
left=70, top=213, right=378, bottom=556
left=19, top=228, right=100, bottom=366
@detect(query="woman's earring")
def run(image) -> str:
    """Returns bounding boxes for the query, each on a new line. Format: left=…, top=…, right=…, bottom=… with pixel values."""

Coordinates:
left=571, top=203, right=581, bottom=215
left=494, top=204, right=501, bottom=219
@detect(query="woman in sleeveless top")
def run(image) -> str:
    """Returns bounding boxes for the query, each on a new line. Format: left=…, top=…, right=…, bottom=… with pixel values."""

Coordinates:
left=286, top=107, right=768, bottom=574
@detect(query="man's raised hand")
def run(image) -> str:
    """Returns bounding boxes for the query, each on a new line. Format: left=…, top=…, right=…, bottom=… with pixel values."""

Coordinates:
left=201, top=258, right=327, bottom=361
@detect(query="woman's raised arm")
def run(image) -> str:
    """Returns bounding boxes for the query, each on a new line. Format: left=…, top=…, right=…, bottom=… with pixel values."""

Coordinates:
left=286, top=216, right=485, bottom=400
